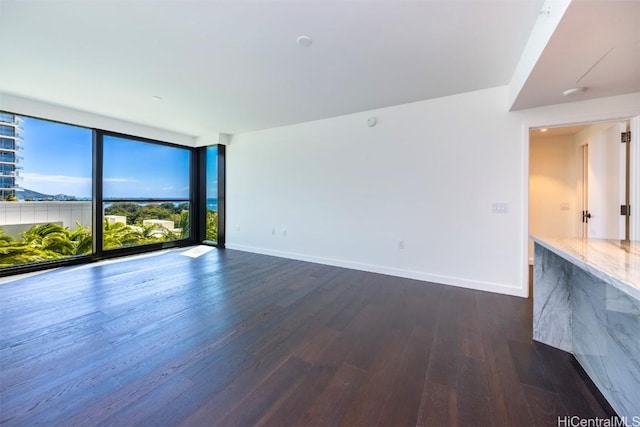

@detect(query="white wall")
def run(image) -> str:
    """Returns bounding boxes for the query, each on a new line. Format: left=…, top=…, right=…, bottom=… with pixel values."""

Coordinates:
left=227, top=89, right=640, bottom=298
left=528, top=134, right=579, bottom=261
left=228, top=86, right=524, bottom=295
left=575, top=122, right=617, bottom=143
left=0, top=201, right=92, bottom=238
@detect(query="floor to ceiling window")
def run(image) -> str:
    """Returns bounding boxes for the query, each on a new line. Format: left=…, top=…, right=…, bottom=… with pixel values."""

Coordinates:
left=102, top=135, right=191, bottom=250
left=0, top=113, right=93, bottom=267
left=1, top=110, right=224, bottom=274
left=205, top=145, right=218, bottom=243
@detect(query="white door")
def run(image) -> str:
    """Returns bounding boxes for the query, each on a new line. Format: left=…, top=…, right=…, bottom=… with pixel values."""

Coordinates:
left=581, top=144, right=589, bottom=238
left=584, top=123, right=627, bottom=239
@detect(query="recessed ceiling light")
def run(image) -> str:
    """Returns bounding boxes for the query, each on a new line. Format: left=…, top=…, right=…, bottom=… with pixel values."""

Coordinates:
left=297, top=35, right=312, bottom=47
left=562, top=87, right=586, bottom=97
left=151, top=95, right=162, bottom=101
left=540, top=128, right=548, bottom=132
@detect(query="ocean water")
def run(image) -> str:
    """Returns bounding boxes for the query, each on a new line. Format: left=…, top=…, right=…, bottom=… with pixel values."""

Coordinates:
left=99, top=198, right=218, bottom=212
left=102, top=198, right=218, bottom=212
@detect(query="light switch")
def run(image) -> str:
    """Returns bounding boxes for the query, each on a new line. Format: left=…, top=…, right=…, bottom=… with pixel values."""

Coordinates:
left=491, top=203, right=508, bottom=214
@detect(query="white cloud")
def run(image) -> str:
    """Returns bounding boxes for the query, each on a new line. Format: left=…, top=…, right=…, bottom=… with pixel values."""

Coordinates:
left=21, top=173, right=91, bottom=184
left=104, top=177, right=136, bottom=183
left=22, top=174, right=135, bottom=184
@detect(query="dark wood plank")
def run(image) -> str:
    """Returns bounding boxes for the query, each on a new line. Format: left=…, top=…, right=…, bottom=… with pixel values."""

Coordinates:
left=253, top=364, right=336, bottom=427
left=416, top=380, right=458, bottom=427
left=522, top=384, right=569, bottom=427
left=455, top=355, right=495, bottom=427
left=479, top=331, right=536, bottom=426
left=508, top=339, right=555, bottom=391
left=296, top=362, right=365, bottom=426
left=457, top=289, right=485, bottom=360
left=339, top=327, right=409, bottom=426
left=426, top=286, right=459, bottom=387
left=202, top=356, right=310, bottom=427
left=376, top=326, right=432, bottom=426
left=534, top=341, right=613, bottom=419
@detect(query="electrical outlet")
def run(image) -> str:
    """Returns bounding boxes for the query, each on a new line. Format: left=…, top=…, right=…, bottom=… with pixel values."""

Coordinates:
left=398, top=240, right=405, bottom=250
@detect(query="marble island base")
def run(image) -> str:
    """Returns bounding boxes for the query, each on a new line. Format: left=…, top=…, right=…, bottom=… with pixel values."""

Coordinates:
left=532, top=238, right=640, bottom=421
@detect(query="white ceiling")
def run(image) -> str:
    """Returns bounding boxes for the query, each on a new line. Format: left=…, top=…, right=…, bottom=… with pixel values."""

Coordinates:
left=530, top=124, right=589, bottom=138
left=0, top=0, right=543, bottom=136
left=512, top=0, right=640, bottom=110
left=0, top=0, right=637, bottom=138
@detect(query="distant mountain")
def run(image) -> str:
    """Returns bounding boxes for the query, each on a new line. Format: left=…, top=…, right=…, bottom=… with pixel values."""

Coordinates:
left=20, top=188, right=51, bottom=199
left=20, top=188, right=78, bottom=201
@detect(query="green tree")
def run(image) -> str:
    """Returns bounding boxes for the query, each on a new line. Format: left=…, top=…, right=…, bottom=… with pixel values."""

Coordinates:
left=70, top=222, right=93, bottom=255
left=104, top=202, right=140, bottom=217
left=131, top=204, right=174, bottom=225
left=21, top=223, right=76, bottom=256
left=158, top=202, right=178, bottom=213
left=206, top=210, right=218, bottom=241
left=175, top=210, right=190, bottom=238
left=103, top=221, right=145, bottom=250
left=0, top=223, right=91, bottom=267
left=0, top=228, right=42, bottom=266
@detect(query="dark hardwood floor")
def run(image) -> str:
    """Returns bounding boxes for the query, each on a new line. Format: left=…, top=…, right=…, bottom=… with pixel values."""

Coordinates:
left=1, top=248, right=614, bottom=426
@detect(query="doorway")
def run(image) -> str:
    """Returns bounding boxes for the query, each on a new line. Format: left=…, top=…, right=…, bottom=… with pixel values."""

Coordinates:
left=579, top=122, right=629, bottom=240
left=528, top=120, right=632, bottom=263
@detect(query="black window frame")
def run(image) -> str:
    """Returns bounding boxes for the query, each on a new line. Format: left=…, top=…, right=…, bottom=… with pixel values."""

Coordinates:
left=195, top=144, right=225, bottom=247
left=0, top=111, right=225, bottom=277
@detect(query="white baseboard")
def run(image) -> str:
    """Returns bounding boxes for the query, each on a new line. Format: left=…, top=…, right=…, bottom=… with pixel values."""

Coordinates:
left=226, top=243, right=527, bottom=298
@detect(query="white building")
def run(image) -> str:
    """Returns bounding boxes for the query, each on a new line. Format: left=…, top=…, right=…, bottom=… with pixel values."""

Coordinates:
left=0, top=112, right=24, bottom=200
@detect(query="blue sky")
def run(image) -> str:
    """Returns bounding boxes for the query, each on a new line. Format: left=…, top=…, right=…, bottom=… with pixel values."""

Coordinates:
left=103, top=135, right=190, bottom=199
left=206, top=145, right=218, bottom=200
left=20, top=117, right=93, bottom=197
left=20, top=116, right=197, bottom=199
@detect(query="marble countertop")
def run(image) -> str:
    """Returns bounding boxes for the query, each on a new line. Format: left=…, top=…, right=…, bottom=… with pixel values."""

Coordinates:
left=530, top=236, right=640, bottom=301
